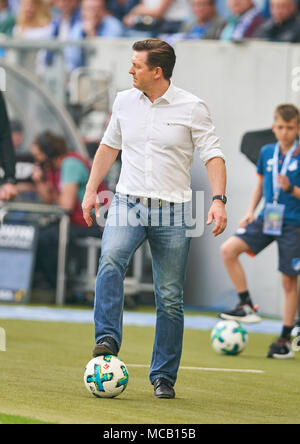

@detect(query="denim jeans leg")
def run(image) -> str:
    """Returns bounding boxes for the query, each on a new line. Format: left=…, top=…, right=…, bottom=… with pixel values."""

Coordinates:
left=147, top=208, right=191, bottom=386
left=94, top=197, right=147, bottom=349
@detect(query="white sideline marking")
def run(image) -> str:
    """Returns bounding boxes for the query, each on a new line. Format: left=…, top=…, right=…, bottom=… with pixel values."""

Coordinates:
left=128, top=364, right=264, bottom=374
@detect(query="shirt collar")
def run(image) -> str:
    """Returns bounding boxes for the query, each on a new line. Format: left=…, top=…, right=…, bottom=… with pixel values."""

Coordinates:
left=140, top=81, right=176, bottom=104
left=160, top=81, right=176, bottom=104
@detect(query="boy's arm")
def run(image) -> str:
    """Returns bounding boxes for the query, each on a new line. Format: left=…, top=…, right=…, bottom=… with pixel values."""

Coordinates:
left=239, top=174, right=263, bottom=228
left=291, top=187, right=300, bottom=199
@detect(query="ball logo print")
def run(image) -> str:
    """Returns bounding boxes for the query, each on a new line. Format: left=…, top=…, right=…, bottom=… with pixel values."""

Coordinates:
left=84, top=355, right=129, bottom=398
left=211, top=320, right=248, bottom=356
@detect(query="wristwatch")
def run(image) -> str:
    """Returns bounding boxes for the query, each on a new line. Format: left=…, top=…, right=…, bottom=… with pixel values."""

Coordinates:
left=286, top=184, right=294, bottom=194
left=3, top=177, right=17, bottom=185
left=213, top=195, right=227, bottom=204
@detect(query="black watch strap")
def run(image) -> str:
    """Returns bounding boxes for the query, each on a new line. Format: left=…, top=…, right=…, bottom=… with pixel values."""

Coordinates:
left=213, top=195, right=227, bottom=204
left=3, top=177, right=17, bottom=185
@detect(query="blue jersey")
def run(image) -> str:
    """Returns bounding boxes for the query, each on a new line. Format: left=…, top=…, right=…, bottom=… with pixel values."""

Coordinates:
left=257, top=143, right=300, bottom=225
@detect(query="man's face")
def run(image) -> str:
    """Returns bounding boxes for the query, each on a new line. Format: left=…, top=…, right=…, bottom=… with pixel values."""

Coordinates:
left=192, top=0, right=215, bottom=23
left=56, top=0, right=80, bottom=16
left=270, top=0, right=297, bottom=24
left=32, top=143, right=47, bottom=163
left=228, top=0, right=253, bottom=15
left=22, top=0, right=36, bottom=21
left=129, top=51, right=157, bottom=92
left=272, top=116, right=300, bottom=148
left=12, top=131, right=23, bottom=150
left=82, top=0, right=106, bottom=23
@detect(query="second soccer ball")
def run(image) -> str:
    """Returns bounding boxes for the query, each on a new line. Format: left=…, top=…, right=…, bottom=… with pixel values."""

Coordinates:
left=211, top=320, right=248, bottom=355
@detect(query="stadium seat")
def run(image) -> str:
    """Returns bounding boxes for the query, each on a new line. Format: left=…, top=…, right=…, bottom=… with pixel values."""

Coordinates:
left=240, top=128, right=277, bottom=165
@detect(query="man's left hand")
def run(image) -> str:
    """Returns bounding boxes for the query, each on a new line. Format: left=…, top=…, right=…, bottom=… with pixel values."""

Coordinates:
left=206, top=200, right=227, bottom=237
left=0, top=183, right=17, bottom=201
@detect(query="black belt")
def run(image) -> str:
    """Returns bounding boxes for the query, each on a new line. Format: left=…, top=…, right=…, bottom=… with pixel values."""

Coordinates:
left=119, top=193, right=175, bottom=209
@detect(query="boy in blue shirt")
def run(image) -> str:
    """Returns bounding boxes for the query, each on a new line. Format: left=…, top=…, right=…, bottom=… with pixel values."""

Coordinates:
left=219, top=104, right=300, bottom=359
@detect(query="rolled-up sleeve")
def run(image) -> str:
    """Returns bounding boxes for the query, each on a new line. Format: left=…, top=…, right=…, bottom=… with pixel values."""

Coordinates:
left=101, top=93, right=122, bottom=150
left=191, top=100, right=225, bottom=164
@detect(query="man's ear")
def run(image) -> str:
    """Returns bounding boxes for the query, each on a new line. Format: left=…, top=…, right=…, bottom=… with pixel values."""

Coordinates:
left=154, top=66, right=163, bottom=80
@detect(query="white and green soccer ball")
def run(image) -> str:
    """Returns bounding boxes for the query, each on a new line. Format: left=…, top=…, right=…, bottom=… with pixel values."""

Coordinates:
left=211, top=320, right=248, bottom=355
left=84, top=355, right=129, bottom=398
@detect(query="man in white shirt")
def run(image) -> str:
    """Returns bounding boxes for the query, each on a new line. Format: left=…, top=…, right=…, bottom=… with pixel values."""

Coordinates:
left=82, top=38, right=227, bottom=399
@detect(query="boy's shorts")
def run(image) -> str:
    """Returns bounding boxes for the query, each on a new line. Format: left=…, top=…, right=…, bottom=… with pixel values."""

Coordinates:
left=235, top=218, right=300, bottom=276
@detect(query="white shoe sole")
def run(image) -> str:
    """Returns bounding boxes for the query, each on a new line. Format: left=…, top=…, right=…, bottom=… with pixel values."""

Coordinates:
left=269, top=351, right=295, bottom=359
left=219, top=313, right=262, bottom=324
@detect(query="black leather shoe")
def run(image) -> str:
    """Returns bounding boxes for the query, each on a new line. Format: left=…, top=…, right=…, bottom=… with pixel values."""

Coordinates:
left=93, top=336, right=119, bottom=357
left=153, top=378, right=175, bottom=399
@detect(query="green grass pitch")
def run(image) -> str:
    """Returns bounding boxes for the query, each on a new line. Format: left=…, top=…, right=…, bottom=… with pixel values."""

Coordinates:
left=0, top=318, right=299, bottom=424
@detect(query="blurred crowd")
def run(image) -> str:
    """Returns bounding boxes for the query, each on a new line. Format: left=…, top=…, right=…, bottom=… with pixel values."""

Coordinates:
left=0, top=0, right=300, bottom=46
left=0, top=0, right=299, bottom=73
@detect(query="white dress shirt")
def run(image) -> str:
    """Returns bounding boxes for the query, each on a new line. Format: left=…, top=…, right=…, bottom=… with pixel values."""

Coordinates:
left=101, top=82, right=225, bottom=203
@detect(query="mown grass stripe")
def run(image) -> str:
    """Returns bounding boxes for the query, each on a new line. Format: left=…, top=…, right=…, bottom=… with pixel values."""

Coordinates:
left=0, top=412, right=55, bottom=424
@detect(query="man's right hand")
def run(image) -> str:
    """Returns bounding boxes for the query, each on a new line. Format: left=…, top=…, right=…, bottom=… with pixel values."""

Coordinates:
left=82, top=189, right=99, bottom=227
left=0, top=183, right=17, bottom=201
left=239, top=211, right=254, bottom=228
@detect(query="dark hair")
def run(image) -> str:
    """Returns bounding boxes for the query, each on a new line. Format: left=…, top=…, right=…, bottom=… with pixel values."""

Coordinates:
left=132, top=39, right=176, bottom=81
left=275, top=104, right=300, bottom=123
left=34, top=131, right=68, bottom=159
left=10, top=119, right=23, bottom=132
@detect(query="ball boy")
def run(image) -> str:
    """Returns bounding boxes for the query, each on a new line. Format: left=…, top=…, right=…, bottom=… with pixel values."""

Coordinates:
left=219, top=104, right=300, bottom=359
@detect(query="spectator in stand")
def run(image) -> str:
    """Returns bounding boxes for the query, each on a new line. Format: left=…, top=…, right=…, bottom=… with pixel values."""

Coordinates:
left=0, top=0, right=15, bottom=36
left=44, top=0, right=81, bottom=73
left=257, top=0, right=300, bottom=17
left=10, top=119, right=25, bottom=154
left=48, top=0, right=81, bottom=40
left=255, top=0, right=300, bottom=42
left=181, top=0, right=226, bottom=40
left=51, top=0, right=124, bottom=72
left=13, top=0, right=52, bottom=38
left=215, top=1, right=272, bottom=19
left=31, top=131, right=104, bottom=289
left=9, top=118, right=37, bottom=200
left=219, top=0, right=265, bottom=40
left=73, top=0, right=124, bottom=37
left=106, top=0, right=139, bottom=21
left=123, top=0, right=191, bottom=37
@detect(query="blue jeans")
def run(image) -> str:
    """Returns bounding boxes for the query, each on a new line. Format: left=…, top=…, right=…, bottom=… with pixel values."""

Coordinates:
left=94, top=195, right=192, bottom=385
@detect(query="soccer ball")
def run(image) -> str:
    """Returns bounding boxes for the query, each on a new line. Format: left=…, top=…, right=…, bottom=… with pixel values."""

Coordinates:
left=84, top=355, right=129, bottom=398
left=211, top=320, right=248, bottom=355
